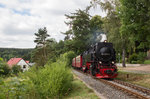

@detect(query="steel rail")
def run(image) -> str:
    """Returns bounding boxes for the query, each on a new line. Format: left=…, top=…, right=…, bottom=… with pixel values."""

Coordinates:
left=99, top=79, right=150, bottom=99
left=114, top=80, right=150, bottom=95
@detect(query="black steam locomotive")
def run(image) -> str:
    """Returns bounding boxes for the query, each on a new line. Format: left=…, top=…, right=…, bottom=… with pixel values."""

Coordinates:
left=72, top=41, right=118, bottom=78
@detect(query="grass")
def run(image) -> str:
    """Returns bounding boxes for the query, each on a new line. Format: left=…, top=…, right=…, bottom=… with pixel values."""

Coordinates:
left=116, top=71, right=150, bottom=89
left=64, top=75, right=99, bottom=99
left=144, top=60, right=150, bottom=64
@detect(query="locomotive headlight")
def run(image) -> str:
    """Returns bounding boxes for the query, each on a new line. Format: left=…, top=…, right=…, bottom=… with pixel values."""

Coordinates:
left=99, top=61, right=102, bottom=64
left=112, top=61, right=115, bottom=64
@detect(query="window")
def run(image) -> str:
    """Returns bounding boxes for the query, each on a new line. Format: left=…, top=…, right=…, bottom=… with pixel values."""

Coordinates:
left=23, top=65, right=26, bottom=68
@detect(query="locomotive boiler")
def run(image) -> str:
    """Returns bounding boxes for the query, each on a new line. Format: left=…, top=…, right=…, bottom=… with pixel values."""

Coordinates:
left=72, top=41, right=118, bottom=78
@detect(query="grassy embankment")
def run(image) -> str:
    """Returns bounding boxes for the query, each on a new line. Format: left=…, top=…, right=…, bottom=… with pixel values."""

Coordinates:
left=66, top=75, right=99, bottom=99
left=116, top=71, right=150, bottom=89
left=144, top=60, right=150, bottom=64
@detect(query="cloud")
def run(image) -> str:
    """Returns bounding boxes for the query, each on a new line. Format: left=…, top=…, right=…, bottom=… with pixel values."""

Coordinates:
left=0, top=0, right=105, bottom=48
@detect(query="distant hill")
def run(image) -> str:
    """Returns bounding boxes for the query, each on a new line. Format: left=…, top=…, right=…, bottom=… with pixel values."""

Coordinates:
left=0, top=48, right=33, bottom=62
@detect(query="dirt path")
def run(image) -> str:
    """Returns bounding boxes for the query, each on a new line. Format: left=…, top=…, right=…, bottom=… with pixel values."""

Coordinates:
left=118, top=65, right=150, bottom=74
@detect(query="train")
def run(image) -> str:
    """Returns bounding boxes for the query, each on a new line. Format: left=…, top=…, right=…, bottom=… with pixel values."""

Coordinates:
left=72, top=41, right=118, bottom=78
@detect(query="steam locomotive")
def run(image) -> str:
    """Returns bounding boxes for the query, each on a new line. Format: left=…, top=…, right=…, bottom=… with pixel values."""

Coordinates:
left=72, top=41, right=118, bottom=78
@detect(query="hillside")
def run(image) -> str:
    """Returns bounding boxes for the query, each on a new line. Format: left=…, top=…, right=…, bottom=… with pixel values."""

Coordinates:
left=0, top=48, right=33, bottom=61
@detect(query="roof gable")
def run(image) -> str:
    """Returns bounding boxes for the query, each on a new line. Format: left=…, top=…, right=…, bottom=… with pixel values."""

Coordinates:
left=7, top=58, right=22, bottom=66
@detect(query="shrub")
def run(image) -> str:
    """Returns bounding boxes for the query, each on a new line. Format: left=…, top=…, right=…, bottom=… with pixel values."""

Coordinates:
left=128, top=53, right=138, bottom=63
left=34, top=63, right=72, bottom=98
left=137, top=52, right=146, bottom=64
left=0, top=63, right=11, bottom=76
left=11, top=65, right=22, bottom=75
left=61, top=51, right=76, bottom=67
left=23, top=52, right=73, bottom=98
left=128, top=52, right=147, bottom=64
left=0, top=77, right=35, bottom=99
left=0, top=52, right=73, bottom=99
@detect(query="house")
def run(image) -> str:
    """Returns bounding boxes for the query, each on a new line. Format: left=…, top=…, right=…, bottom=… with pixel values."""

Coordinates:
left=7, top=58, right=30, bottom=72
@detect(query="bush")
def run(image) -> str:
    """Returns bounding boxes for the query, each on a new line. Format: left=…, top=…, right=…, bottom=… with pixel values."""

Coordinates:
left=0, top=63, right=11, bottom=76
left=128, top=52, right=147, bottom=64
left=0, top=77, right=35, bottom=99
left=34, top=63, right=72, bottom=98
left=23, top=52, right=73, bottom=98
left=137, top=52, right=146, bottom=64
left=0, top=52, right=73, bottom=99
left=128, top=53, right=138, bottom=63
left=62, top=51, right=76, bottom=67
left=11, top=65, right=22, bottom=75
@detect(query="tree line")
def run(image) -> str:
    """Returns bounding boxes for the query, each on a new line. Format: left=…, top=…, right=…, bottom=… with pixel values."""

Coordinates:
left=0, top=48, right=33, bottom=61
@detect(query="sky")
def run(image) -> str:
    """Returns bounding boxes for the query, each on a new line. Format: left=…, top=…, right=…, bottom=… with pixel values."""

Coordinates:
left=0, top=0, right=106, bottom=48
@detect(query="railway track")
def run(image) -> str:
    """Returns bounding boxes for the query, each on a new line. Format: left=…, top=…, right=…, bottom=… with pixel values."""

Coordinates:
left=113, top=80, right=150, bottom=95
left=73, top=69, right=150, bottom=99
left=99, top=79, right=150, bottom=99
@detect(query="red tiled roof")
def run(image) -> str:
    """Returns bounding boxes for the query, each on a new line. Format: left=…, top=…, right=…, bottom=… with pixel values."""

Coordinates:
left=26, top=61, right=29, bottom=63
left=7, top=58, right=22, bottom=67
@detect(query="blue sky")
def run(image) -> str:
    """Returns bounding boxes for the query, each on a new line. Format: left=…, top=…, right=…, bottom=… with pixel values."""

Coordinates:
left=0, top=0, right=105, bottom=48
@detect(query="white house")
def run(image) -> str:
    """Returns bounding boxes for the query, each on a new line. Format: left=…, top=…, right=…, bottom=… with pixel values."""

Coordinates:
left=7, top=58, right=30, bottom=72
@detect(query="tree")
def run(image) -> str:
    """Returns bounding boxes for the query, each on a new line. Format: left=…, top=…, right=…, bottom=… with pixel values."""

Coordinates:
left=91, top=0, right=131, bottom=67
left=64, top=9, right=92, bottom=54
left=33, top=27, right=51, bottom=66
left=119, top=0, right=150, bottom=52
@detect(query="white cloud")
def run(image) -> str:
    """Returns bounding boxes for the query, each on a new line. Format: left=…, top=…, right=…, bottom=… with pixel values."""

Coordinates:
left=0, top=0, right=105, bottom=48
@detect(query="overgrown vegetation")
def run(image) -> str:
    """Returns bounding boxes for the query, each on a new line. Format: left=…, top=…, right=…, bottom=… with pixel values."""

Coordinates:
left=0, top=58, right=23, bottom=77
left=0, top=52, right=74, bottom=99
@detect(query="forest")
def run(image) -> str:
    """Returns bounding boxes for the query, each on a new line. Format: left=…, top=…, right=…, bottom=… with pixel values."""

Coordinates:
left=0, top=48, right=33, bottom=61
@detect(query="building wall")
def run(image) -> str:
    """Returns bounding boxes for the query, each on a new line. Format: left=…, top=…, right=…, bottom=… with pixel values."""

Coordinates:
left=17, top=59, right=29, bottom=72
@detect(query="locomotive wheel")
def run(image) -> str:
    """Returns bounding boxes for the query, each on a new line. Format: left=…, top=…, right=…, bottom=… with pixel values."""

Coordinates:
left=90, top=65, right=96, bottom=76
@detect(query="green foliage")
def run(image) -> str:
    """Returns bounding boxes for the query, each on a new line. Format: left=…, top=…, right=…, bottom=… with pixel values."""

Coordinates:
left=62, top=51, right=76, bottom=67
left=0, top=48, right=33, bottom=61
left=137, top=52, right=146, bottom=64
left=34, top=27, right=50, bottom=45
left=128, top=53, right=138, bottom=64
left=144, top=60, right=150, bottom=64
left=33, top=27, right=51, bottom=66
left=0, top=52, right=74, bottom=99
left=119, top=0, right=150, bottom=50
left=11, top=65, right=22, bottom=75
left=0, top=77, right=35, bottom=99
left=64, top=9, right=91, bottom=54
left=128, top=52, right=146, bottom=64
left=29, top=52, right=73, bottom=98
left=64, top=9, right=104, bottom=54
left=34, top=64, right=72, bottom=98
left=0, top=58, right=10, bottom=76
